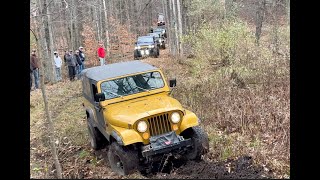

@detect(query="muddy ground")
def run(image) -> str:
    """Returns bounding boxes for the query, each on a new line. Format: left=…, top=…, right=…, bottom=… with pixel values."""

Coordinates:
left=31, top=141, right=273, bottom=179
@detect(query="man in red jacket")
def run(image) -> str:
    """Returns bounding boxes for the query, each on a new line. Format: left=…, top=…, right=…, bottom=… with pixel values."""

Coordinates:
left=97, top=42, right=106, bottom=66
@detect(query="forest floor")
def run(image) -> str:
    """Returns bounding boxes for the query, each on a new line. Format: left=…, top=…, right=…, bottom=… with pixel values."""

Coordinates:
left=30, top=48, right=289, bottom=179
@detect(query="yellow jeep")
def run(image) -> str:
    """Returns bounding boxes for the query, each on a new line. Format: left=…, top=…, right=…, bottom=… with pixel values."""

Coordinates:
left=81, top=61, right=209, bottom=175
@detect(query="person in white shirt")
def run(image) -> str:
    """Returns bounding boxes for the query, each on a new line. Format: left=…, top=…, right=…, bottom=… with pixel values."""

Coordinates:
left=53, top=51, right=63, bottom=81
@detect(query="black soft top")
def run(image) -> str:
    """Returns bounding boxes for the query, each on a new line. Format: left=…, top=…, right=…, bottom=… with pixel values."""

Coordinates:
left=82, top=60, right=158, bottom=81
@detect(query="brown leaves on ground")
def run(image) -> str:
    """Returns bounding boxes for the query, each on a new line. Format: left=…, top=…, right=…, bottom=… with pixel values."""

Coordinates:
left=30, top=49, right=289, bottom=179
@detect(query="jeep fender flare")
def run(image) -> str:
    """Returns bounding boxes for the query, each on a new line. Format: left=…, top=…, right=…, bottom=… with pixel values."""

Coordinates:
left=180, top=110, right=200, bottom=133
left=85, top=108, right=96, bottom=126
left=85, top=107, right=112, bottom=142
left=110, top=125, right=144, bottom=146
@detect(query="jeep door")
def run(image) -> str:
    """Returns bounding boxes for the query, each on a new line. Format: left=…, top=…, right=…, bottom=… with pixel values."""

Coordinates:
left=91, top=81, right=107, bottom=128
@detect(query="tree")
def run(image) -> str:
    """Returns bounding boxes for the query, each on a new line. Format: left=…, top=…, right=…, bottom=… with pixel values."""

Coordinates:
left=287, top=0, right=290, bottom=25
left=30, top=28, right=63, bottom=179
left=171, top=0, right=179, bottom=56
left=103, top=0, right=110, bottom=57
left=177, top=0, right=183, bottom=56
left=255, top=0, right=266, bottom=46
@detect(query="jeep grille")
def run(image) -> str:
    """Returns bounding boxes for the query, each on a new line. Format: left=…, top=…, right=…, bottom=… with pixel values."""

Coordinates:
left=147, top=113, right=171, bottom=136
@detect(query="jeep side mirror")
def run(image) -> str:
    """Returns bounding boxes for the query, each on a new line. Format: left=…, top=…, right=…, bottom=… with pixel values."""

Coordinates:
left=94, top=93, right=105, bottom=102
left=169, top=79, right=177, bottom=87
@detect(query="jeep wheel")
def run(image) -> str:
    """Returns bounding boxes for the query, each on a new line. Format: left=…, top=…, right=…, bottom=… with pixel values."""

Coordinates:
left=181, top=126, right=209, bottom=161
left=87, top=122, right=107, bottom=150
left=108, top=142, right=139, bottom=175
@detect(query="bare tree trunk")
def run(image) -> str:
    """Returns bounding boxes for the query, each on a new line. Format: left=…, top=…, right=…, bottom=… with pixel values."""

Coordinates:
left=47, top=0, right=57, bottom=83
left=181, top=0, right=187, bottom=34
left=99, top=1, right=104, bottom=43
left=38, top=0, right=56, bottom=83
left=272, top=0, right=280, bottom=54
left=132, top=0, right=138, bottom=34
left=94, top=6, right=101, bottom=42
left=69, top=0, right=75, bottom=50
left=220, top=0, right=226, bottom=19
left=168, top=0, right=175, bottom=55
left=177, top=0, right=183, bottom=56
left=72, top=0, right=79, bottom=49
left=32, top=5, right=62, bottom=179
left=119, top=0, right=123, bottom=24
left=161, top=0, right=166, bottom=16
left=125, top=0, right=131, bottom=32
left=103, top=0, right=110, bottom=57
left=286, top=0, right=290, bottom=25
left=171, top=0, right=179, bottom=57
left=255, top=0, right=266, bottom=46
left=150, top=2, right=153, bottom=26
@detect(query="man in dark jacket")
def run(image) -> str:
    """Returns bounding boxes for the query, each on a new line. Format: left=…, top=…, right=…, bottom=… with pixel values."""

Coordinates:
left=75, top=50, right=82, bottom=77
left=65, top=50, right=77, bottom=81
left=30, top=49, right=40, bottom=89
left=63, top=50, right=68, bottom=63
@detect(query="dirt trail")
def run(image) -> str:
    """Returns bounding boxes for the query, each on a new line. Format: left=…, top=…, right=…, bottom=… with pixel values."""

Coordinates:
left=140, top=48, right=172, bottom=68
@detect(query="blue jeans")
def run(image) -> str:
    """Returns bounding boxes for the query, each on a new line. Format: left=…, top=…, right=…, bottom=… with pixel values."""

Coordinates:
left=30, top=72, right=32, bottom=91
left=33, top=68, right=39, bottom=89
left=99, top=58, right=105, bottom=66
left=76, top=65, right=82, bottom=79
left=79, top=64, right=84, bottom=72
left=55, top=67, right=62, bottom=81
left=81, top=62, right=85, bottom=70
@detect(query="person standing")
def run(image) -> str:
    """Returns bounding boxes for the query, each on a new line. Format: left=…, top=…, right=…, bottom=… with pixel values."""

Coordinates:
left=30, top=49, right=40, bottom=89
left=97, top=42, right=106, bottom=66
left=65, top=50, right=77, bottom=81
left=53, top=51, right=62, bottom=82
left=63, top=50, right=68, bottom=63
left=74, top=50, right=82, bottom=76
left=30, top=61, right=33, bottom=92
left=79, top=46, right=86, bottom=69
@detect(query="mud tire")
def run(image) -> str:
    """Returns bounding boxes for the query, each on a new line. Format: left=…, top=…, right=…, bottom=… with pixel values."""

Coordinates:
left=181, top=126, right=209, bottom=161
left=108, top=142, right=139, bottom=175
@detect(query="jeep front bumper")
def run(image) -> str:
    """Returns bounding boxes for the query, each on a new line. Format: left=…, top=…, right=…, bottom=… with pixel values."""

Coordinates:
left=136, top=48, right=156, bottom=57
left=141, top=131, right=192, bottom=157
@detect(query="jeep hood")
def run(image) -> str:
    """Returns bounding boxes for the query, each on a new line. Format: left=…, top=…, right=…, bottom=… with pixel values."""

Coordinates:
left=105, top=94, right=183, bottom=127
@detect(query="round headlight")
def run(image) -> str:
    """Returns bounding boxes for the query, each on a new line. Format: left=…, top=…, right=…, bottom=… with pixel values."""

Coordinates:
left=171, top=112, right=181, bottom=123
left=137, top=121, right=148, bottom=132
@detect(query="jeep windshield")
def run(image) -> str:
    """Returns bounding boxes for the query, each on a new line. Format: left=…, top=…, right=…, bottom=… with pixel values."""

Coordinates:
left=100, top=71, right=165, bottom=100
left=137, top=37, right=154, bottom=44
left=147, top=33, right=160, bottom=41
left=154, top=29, right=163, bottom=33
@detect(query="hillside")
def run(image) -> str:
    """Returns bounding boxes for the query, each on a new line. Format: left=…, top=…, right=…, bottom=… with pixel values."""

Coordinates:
left=30, top=48, right=289, bottom=178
